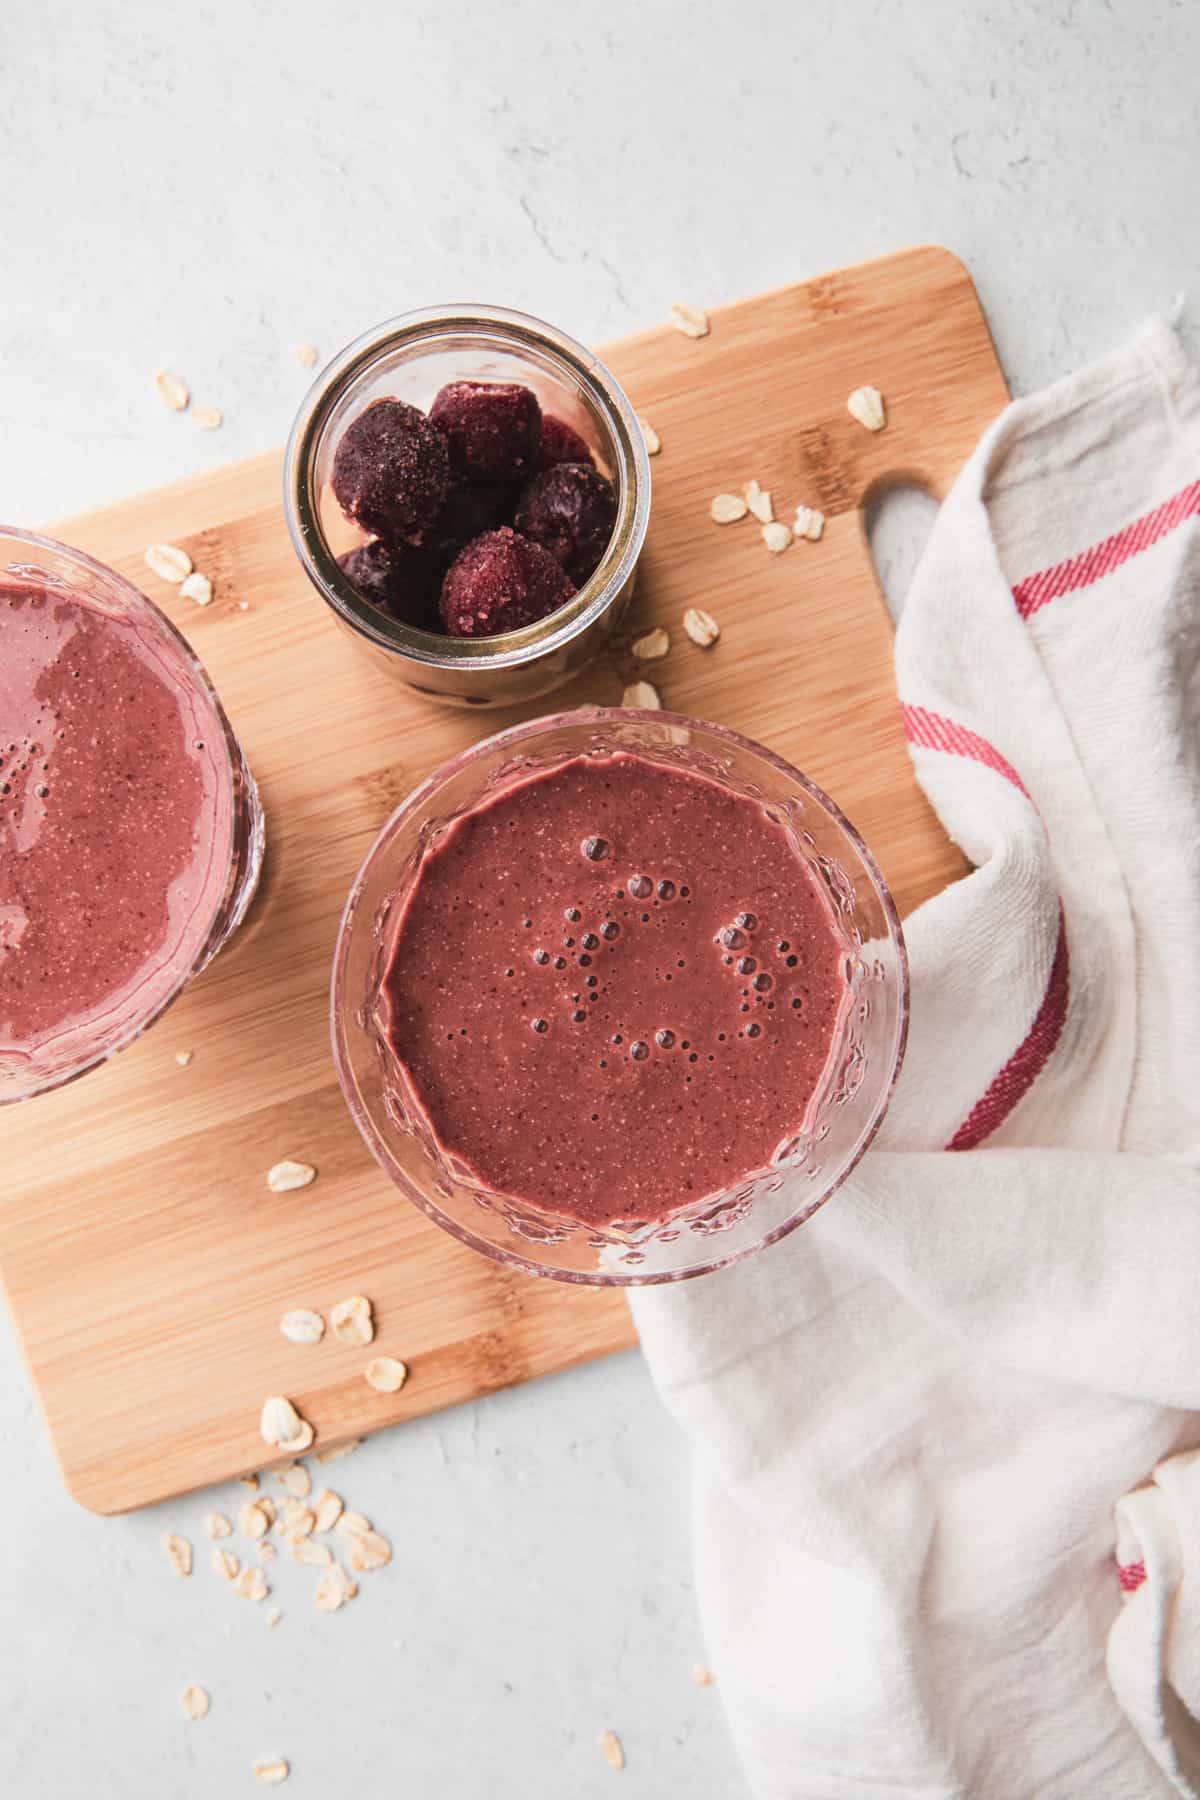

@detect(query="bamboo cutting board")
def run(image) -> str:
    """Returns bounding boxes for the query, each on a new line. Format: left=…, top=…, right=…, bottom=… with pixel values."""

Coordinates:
left=0, top=246, right=1007, bottom=1512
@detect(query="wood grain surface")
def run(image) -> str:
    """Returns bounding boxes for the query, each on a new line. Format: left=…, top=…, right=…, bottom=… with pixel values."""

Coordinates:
left=0, top=245, right=1008, bottom=1512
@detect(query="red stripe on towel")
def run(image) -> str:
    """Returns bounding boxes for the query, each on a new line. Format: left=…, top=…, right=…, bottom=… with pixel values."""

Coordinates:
left=1012, top=480, right=1200, bottom=619
left=946, top=907, right=1070, bottom=1151
left=1118, top=1560, right=1147, bottom=1594
left=901, top=705, right=1031, bottom=801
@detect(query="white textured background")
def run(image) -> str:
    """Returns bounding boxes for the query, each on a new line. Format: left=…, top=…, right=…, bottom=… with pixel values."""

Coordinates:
left=1, top=2, right=1197, bottom=1795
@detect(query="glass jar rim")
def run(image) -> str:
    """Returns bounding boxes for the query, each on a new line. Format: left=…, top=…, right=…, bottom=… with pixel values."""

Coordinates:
left=283, top=305, right=652, bottom=669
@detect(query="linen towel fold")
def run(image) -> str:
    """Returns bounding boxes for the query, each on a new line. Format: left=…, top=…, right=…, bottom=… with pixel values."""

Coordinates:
left=632, top=318, right=1200, bottom=1799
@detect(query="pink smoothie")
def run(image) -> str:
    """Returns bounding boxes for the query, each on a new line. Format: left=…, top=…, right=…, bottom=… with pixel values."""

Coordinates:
left=0, top=583, right=234, bottom=1081
left=383, top=752, right=849, bottom=1226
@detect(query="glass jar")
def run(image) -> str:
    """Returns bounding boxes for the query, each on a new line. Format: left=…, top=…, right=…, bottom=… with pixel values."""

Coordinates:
left=332, top=708, right=909, bottom=1285
left=283, top=305, right=651, bottom=708
left=0, top=528, right=264, bottom=1102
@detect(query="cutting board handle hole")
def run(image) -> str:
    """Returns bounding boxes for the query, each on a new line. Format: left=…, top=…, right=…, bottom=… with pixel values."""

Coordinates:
left=864, top=481, right=939, bottom=629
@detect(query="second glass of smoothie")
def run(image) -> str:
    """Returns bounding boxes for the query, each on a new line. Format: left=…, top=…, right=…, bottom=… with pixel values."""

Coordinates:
left=334, top=709, right=907, bottom=1283
left=0, top=529, right=263, bottom=1102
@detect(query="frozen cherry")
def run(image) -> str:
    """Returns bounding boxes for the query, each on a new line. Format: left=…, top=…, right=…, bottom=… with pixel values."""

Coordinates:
left=439, top=527, right=575, bottom=638
left=338, top=539, right=442, bottom=632
left=534, top=414, right=595, bottom=473
left=331, top=399, right=450, bottom=542
left=429, top=381, right=542, bottom=483
left=338, top=538, right=405, bottom=608
left=514, top=463, right=617, bottom=587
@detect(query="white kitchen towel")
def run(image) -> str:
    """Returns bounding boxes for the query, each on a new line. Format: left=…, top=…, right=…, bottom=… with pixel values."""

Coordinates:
left=632, top=318, right=1200, bottom=1800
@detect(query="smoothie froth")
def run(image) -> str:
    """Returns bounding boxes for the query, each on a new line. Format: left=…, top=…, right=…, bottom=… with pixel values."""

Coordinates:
left=383, top=751, right=849, bottom=1226
left=0, top=583, right=234, bottom=1082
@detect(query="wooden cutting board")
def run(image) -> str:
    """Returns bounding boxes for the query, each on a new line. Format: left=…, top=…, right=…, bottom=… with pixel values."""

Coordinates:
left=0, top=245, right=1007, bottom=1513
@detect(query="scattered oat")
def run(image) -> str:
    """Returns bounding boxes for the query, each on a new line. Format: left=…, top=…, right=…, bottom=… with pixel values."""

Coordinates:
left=155, top=370, right=190, bottom=412
left=253, top=1758, right=290, bottom=1786
left=278, top=1418, right=316, bottom=1461
left=295, top=343, right=319, bottom=368
left=203, top=1512, right=232, bottom=1540
left=276, top=1463, right=312, bottom=1498
left=622, top=680, right=661, bottom=710
left=682, top=606, right=720, bottom=648
left=793, top=504, right=825, bottom=542
left=638, top=418, right=661, bottom=456
left=744, top=480, right=774, bottom=524
left=330, top=1294, right=374, bottom=1347
left=847, top=384, right=886, bottom=432
left=257, top=1495, right=277, bottom=1526
left=174, top=1049, right=193, bottom=1067
left=180, top=571, right=213, bottom=607
left=191, top=405, right=222, bottom=431
left=180, top=1684, right=210, bottom=1721
left=259, top=1395, right=313, bottom=1451
left=292, top=1536, right=333, bottom=1568
left=235, top=1565, right=270, bottom=1603
left=280, top=1309, right=324, bottom=1346
left=316, top=1438, right=361, bottom=1464
left=239, top=1501, right=270, bottom=1540
left=314, top=1564, right=355, bottom=1613
left=239, top=1474, right=260, bottom=1493
left=312, top=1489, right=343, bottom=1533
left=348, top=1529, right=392, bottom=1573
left=599, top=1729, right=626, bottom=1771
left=267, top=1160, right=316, bottom=1194
left=365, top=1357, right=408, bottom=1394
left=212, top=1547, right=240, bottom=1581
left=631, top=627, right=669, bottom=661
left=692, top=1663, right=715, bottom=1686
left=709, top=493, right=747, bottom=524
left=162, top=1534, right=192, bottom=1578
left=279, top=1507, right=315, bottom=1542
left=258, top=1541, right=278, bottom=1563
left=335, top=1510, right=372, bottom=1539
left=669, top=301, right=709, bottom=339
left=762, top=522, right=792, bottom=554
left=266, top=1607, right=283, bottom=1628
left=143, top=543, right=193, bottom=584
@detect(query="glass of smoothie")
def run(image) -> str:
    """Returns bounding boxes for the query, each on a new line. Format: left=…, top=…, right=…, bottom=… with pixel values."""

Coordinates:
left=0, top=528, right=264, bottom=1102
left=333, top=708, right=907, bottom=1284
left=283, top=306, right=651, bottom=709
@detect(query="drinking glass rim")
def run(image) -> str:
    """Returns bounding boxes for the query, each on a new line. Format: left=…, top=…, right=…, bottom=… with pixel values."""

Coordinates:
left=331, top=706, right=910, bottom=1284
left=0, top=525, right=260, bottom=1102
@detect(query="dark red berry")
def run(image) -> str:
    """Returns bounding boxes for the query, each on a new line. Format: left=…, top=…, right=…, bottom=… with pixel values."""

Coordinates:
left=338, top=539, right=443, bottom=631
left=429, top=381, right=542, bottom=483
left=439, top=527, right=575, bottom=638
left=534, top=414, right=595, bottom=473
left=331, top=399, right=450, bottom=542
left=513, top=463, right=617, bottom=587
left=338, top=538, right=404, bottom=608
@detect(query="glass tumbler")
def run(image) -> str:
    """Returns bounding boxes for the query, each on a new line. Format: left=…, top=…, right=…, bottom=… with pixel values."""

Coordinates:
left=0, top=528, right=264, bottom=1102
left=332, top=708, right=908, bottom=1285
